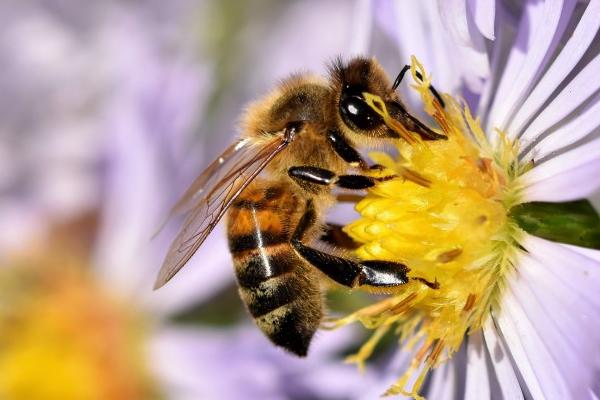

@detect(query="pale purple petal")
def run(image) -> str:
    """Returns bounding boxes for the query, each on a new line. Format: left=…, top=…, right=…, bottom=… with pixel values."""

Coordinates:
left=437, top=0, right=473, bottom=46
left=523, top=234, right=600, bottom=309
left=145, top=225, right=234, bottom=315
left=349, top=0, right=372, bottom=56
left=464, top=331, right=490, bottom=400
left=520, top=53, right=600, bottom=147
left=508, top=255, right=591, bottom=399
left=525, top=92, right=600, bottom=161
left=468, top=0, right=495, bottom=40
left=482, top=320, right=525, bottom=400
left=496, top=285, right=572, bottom=398
left=518, top=252, right=600, bottom=375
left=508, top=0, right=600, bottom=140
left=559, top=242, right=600, bottom=262
left=521, top=136, right=600, bottom=202
left=476, top=4, right=519, bottom=123
left=150, top=325, right=377, bottom=400
left=425, top=359, right=457, bottom=400
left=485, top=0, right=575, bottom=136
left=374, top=1, right=488, bottom=97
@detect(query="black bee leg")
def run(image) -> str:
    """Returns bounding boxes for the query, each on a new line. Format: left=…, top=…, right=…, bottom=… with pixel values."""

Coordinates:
left=288, top=166, right=395, bottom=191
left=320, top=223, right=360, bottom=250
left=391, top=64, right=411, bottom=91
left=393, top=64, right=446, bottom=109
left=326, top=129, right=369, bottom=170
left=291, top=200, right=413, bottom=288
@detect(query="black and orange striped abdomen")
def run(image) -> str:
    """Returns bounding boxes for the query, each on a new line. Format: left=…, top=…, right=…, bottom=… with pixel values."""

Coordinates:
left=226, top=179, right=322, bottom=356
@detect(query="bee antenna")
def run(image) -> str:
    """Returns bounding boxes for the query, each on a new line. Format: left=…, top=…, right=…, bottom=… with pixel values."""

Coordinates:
left=392, top=64, right=446, bottom=109
left=392, top=65, right=411, bottom=91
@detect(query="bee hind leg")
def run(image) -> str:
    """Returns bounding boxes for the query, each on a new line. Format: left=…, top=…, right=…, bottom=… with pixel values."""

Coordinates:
left=291, top=200, right=414, bottom=289
left=320, top=223, right=360, bottom=250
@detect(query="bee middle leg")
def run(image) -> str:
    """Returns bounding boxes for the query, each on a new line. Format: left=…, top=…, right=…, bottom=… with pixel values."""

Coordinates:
left=291, top=200, right=413, bottom=289
left=288, top=166, right=395, bottom=190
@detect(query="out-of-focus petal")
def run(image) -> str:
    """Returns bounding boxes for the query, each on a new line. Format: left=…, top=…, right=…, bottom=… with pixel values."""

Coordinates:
left=349, top=0, right=372, bottom=55
left=485, top=0, right=575, bottom=135
left=468, top=0, right=495, bottom=40
left=521, top=137, right=600, bottom=202
left=509, top=0, right=600, bottom=141
left=374, top=0, right=488, bottom=97
left=150, top=325, right=376, bottom=400
left=145, top=225, right=234, bottom=316
left=482, top=320, right=524, bottom=400
left=438, top=0, right=472, bottom=46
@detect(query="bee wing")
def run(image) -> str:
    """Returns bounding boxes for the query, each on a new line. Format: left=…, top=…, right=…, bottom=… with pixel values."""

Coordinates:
left=154, top=134, right=290, bottom=289
left=168, top=138, right=250, bottom=218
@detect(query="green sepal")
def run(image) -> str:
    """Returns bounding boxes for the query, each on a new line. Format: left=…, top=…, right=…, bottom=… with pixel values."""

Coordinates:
left=510, top=200, right=600, bottom=249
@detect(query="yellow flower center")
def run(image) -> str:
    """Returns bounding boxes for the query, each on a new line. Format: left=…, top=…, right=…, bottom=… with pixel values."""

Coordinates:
left=0, top=246, right=158, bottom=400
left=337, top=58, right=527, bottom=398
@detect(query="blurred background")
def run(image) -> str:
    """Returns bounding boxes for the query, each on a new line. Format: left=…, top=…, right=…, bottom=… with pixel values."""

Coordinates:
left=0, top=1, right=412, bottom=399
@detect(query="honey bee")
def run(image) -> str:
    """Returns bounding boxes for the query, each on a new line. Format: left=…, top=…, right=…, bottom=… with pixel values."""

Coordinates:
left=154, top=57, right=444, bottom=356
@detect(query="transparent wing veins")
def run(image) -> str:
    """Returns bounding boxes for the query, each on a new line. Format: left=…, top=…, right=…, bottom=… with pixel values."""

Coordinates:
left=154, top=135, right=288, bottom=288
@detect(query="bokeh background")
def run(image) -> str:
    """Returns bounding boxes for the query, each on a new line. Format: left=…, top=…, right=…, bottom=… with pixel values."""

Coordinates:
left=0, top=1, right=415, bottom=399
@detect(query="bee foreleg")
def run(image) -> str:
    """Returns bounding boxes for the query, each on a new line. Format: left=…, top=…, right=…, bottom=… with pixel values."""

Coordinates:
left=288, top=166, right=395, bottom=190
left=291, top=200, right=410, bottom=288
left=326, top=129, right=369, bottom=170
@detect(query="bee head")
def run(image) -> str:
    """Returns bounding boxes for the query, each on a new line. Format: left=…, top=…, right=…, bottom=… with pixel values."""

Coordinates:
left=329, top=57, right=444, bottom=142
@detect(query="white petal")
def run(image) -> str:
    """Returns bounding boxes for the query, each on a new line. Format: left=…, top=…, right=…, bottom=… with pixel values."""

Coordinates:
left=526, top=91, right=600, bottom=161
left=482, top=320, right=525, bottom=400
left=520, top=53, right=600, bottom=146
left=496, top=286, right=572, bottom=398
left=468, top=0, right=495, bottom=40
left=509, top=254, right=593, bottom=399
left=521, top=136, right=600, bottom=202
left=477, top=5, right=519, bottom=124
left=485, top=0, right=573, bottom=135
left=523, top=234, right=600, bottom=309
left=560, top=242, right=600, bottom=262
left=426, top=361, right=456, bottom=400
left=508, top=0, right=600, bottom=139
left=464, top=331, right=490, bottom=400
left=518, top=252, right=600, bottom=374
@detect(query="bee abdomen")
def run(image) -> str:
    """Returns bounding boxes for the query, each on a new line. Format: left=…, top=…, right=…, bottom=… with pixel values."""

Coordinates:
left=234, top=251, right=322, bottom=356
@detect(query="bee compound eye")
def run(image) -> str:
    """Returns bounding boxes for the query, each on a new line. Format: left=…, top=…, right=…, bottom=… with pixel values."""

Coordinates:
left=339, top=93, right=383, bottom=131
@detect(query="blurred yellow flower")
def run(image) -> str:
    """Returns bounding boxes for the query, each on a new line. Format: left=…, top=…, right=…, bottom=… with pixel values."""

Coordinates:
left=0, top=241, right=157, bottom=400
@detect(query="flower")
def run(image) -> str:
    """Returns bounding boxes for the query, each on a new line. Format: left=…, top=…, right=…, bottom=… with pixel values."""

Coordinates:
left=337, top=1, right=600, bottom=398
